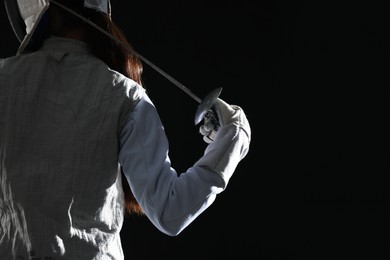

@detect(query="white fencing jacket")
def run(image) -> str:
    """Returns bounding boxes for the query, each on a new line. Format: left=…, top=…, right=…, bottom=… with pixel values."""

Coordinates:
left=0, top=36, right=250, bottom=259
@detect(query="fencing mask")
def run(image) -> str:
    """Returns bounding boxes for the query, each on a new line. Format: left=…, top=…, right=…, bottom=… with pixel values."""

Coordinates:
left=4, top=0, right=111, bottom=54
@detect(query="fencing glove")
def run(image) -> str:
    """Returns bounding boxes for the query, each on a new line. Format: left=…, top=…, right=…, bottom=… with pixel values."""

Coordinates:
left=199, top=98, right=251, bottom=144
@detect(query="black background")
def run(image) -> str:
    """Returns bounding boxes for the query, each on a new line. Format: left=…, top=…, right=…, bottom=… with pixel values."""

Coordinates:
left=1, top=1, right=389, bottom=259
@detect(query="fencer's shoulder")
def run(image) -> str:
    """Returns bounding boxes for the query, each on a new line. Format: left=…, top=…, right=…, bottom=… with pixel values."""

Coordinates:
left=0, top=55, right=23, bottom=71
left=109, top=69, right=146, bottom=102
left=0, top=55, right=16, bottom=64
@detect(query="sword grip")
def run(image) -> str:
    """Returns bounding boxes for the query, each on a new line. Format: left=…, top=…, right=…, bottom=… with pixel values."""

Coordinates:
left=204, top=106, right=220, bottom=131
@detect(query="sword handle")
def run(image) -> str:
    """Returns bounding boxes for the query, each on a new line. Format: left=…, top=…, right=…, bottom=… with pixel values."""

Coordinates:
left=204, top=106, right=220, bottom=131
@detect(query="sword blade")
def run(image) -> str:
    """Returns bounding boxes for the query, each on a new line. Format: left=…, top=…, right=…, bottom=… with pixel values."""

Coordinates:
left=51, top=0, right=202, bottom=104
left=132, top=50, right=202, bottom=103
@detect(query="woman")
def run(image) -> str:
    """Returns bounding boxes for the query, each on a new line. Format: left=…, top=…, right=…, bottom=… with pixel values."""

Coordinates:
left=0, top=0, right=251, bottom=259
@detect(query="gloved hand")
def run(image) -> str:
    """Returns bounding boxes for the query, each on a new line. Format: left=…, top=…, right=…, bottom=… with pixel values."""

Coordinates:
left=199, top=98, right=250, bottom=143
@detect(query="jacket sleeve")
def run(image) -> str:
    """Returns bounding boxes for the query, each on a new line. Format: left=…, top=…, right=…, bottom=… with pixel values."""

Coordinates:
left=118, top=93, right=250, bottom=236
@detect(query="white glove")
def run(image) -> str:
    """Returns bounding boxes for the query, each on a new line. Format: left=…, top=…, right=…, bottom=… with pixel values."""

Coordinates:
left=196, top=98, right=251, bottom=185
left=199, top=98, right=250, bottom=143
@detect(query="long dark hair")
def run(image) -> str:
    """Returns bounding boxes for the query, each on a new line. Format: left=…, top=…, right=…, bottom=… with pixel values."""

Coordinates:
left=48, top=1, right=143, bottom=84
left=48, top=1, right=144, bottom=215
